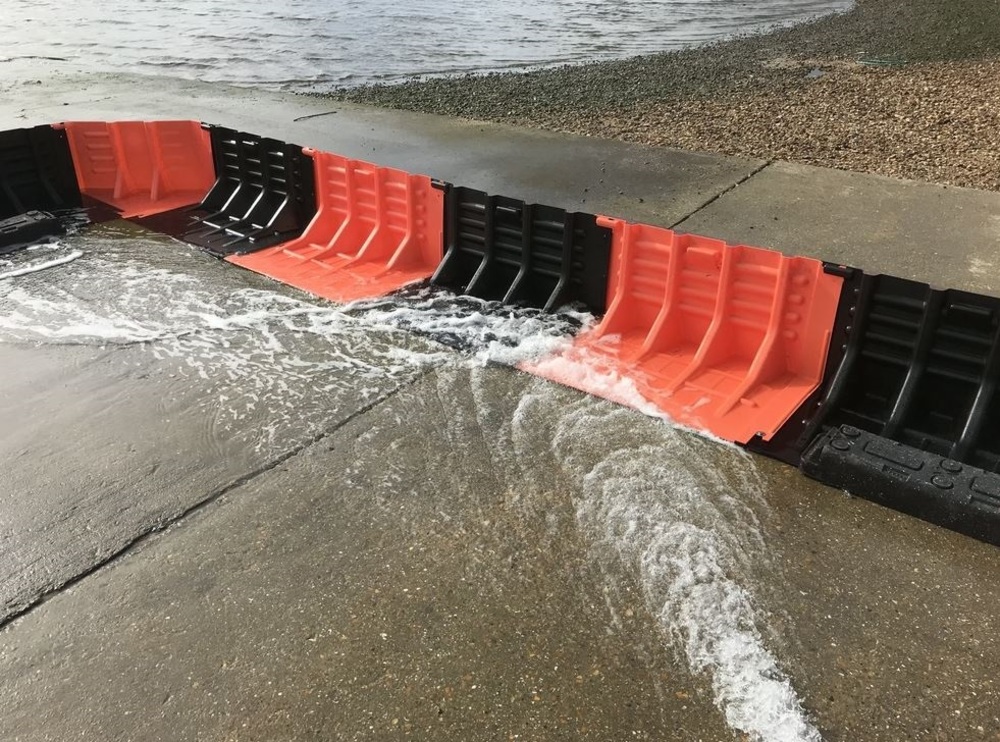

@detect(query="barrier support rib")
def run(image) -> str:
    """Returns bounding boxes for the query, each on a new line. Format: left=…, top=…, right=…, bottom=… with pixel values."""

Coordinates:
left=661, top=243, right=737, bottom=396
left=540, top=211, right=574, bottom=312
left=227, top=149, right=444, bottom=303
left=593, top=217, right=636, bottom=337
left=463, top=195, right=498, bottom=297
left=524, top=218, right=844, bottom=444
left=717, top=257, right=792, bottom=416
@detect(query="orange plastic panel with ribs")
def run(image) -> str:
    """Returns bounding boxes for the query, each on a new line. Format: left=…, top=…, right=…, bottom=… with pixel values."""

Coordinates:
left=60, top=120, right=214, bottom=218
left=526, top=217, right=845, bottom=443
left=228, top=149, right=443, bottom=303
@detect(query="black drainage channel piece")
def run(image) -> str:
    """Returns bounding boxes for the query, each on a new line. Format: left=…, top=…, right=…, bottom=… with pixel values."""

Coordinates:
left=803, top=425, right=1000, bottom=546
left=0, top=211, right=65, bottom=255
left=0, top=125, right=81, bottom=220
left=141, top=125, right=317, bottom=257
left=766, top=267, right=1000, bottom=544
left=431, top=185, right=612, bottom=313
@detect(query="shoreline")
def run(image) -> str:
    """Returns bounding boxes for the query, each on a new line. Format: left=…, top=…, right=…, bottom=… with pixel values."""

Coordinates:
left=333, top=0, right=1000, bottom=191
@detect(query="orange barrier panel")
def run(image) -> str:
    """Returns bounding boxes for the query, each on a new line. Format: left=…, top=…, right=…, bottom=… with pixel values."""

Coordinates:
left=228, top=149, right=443, bottom=303
left=59, top=120, right=214, bottom=218
left=526, top=217, right=845, bottom=443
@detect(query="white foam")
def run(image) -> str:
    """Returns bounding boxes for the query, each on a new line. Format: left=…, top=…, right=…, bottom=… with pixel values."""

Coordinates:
left=0, top=256, right=442, bottom=452
left=529, top=343, right=737, bottom=451
left=0, top=250, right=83, bottom=280
left=532, top=398, right=820, bottom=742
left=347, top=291, right=590, bottom=366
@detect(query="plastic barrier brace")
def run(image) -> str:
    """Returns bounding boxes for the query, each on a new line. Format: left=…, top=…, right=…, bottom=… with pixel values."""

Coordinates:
left=170, top=126, right=317, bottom=256
left=60, top=121, right=214, bottom=219
left=526, top=218, right=845, bottom=444
left=430, top=186, right=612, bottom=313
left=228, top=150, right=444, bottom=302
left=0, top=125, right=81, bottom=220
left=802, top=425, right=1000, bottom=546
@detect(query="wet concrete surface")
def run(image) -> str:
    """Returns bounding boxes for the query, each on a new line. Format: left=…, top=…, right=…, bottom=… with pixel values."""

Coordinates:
left=0, top=368, right=740, bottom=742
left=677, top=161, right=1000, bottom=294
left=757, top=454, right=1000, bottom=741
left=2, top=74, right=1000, bottom=741
left=4, top=362, right=1000, bottom=741
left=0, top=222, right=437, bottom=623
left=0, top=72, right=765, bottom=229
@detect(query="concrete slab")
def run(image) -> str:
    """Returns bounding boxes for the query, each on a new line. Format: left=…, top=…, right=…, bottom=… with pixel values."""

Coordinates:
left=0, top=368, right=736, bottom=742
left=0, top=221, right=435, bottom=624
left=754, top=454, right=1000, bottom=741
left=676, top=161, right=1000, bottom=294
left=0, top=73, right=764, bottom=228
left=2, top=366, right=1000, bottom=741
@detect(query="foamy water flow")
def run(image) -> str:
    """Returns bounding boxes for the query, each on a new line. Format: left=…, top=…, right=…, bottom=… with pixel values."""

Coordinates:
left=0, top=244, right=821, bottom=741
left=545, top=403, right=820, bottom=741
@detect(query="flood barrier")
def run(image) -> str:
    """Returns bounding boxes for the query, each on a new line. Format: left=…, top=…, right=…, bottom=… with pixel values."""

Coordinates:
left=4, top=117, right=1000, bottom=549
left=805, top=273, right=1000, bottom=463
left=60, top=121, right=214, bottom=219
left=0, top=124, right=80, bottom=220
left=430, top=186, right=612, bottom=313
left=526, top=218, right=844, bottom=444
left=228, top=150, right=444, bottom=302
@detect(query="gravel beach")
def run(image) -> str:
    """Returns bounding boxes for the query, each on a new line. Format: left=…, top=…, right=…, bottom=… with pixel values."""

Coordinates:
left=335, top=0, right=1000, bottom=191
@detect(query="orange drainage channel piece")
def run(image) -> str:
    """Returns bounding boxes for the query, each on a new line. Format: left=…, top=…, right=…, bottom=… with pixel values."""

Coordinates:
left=59, top=120, right=214, bottom=218
left=229, top=149, right=444, bottom=303
left=527, top=217, right=844, bottom=444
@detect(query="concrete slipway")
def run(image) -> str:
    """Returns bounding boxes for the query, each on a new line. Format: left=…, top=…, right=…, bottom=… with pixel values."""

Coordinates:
left=1, top=72, right=1000, bottom=742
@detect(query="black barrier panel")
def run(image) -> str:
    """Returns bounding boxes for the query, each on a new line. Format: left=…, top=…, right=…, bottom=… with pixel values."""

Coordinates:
left=431, top=186, right=612, bottom=313
left=820, top=273, right=1000, bottom=470
left=753, top=268, right=1000, bottom=471
left=152, top=126, right=317, bottom=256
left=0, top=125, right=81, bottom=220
left=802, top=425, right=1000, bottom=546
left=756, top=267, right=1000, bottom=546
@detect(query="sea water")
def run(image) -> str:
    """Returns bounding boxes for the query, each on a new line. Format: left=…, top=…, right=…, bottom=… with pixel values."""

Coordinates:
left=2, top=0, right=852, bottom=91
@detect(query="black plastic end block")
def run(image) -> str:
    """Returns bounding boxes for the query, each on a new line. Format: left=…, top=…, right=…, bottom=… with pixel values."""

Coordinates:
left=170, top=126, right=317, bottom=256
left=802, top=425, right=1000, bottom=546
left=431, top=186, right=612, bottom=313
left=0, top=210, right=65, bottom=255
left=0, top=125, right=82, bottom=220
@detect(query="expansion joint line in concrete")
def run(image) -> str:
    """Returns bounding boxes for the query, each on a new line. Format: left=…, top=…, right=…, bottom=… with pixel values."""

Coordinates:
left=668, top=160, right=774, bottom=230
left=0, top=368, right=436, bottom=632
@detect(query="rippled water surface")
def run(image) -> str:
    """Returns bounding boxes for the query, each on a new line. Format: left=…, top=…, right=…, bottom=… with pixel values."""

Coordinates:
left=3, top=0, right=851, bottom=90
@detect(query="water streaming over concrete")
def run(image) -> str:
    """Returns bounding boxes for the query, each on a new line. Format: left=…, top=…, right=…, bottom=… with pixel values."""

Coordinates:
left=0, top=225, right=821, bottom=740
